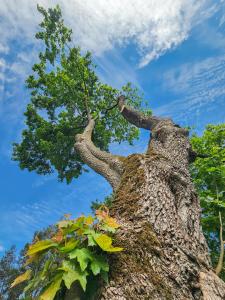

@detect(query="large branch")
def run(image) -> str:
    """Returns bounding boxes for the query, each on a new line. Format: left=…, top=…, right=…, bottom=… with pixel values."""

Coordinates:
left=74, top=119, right=123, bottom=191
left=118, top=95, right=171, bottom=131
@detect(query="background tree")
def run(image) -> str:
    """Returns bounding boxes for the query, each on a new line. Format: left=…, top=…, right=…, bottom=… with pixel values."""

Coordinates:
left=12, top=5, right=225, bottom=300
left=0, top=246, right=24, bottom=300
left=191, top=124, right=225, bottom=280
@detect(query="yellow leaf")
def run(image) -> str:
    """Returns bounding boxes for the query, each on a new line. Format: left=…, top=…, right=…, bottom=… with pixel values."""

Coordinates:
left=76, top=228, right=84, bottom=236
left=24, top=253, right=40, bottom=266
left=40, top=274, right=62, bottom=300
left=11, top=270, right=32, bottom=288
left=94, top=234, right=123, bottom=252
left=85, top=215, right=94, bottom=225
left=75, top=215, right=85, bottom=223
left=104, top=216, right=120, bottom=229
left=26, top=240, right=57, bottom=256
left=95, top=207, right=109, bottom=221
left=57, top=220, right=72, bottom=228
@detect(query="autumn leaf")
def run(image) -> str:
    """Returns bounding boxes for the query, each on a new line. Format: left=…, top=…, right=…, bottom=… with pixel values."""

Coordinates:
left=24, top=252, right=40, bottom=266
left=11, top=270, right=32, bottom=288
left=39, top=274, right=63, bottom=300
left=64, top=213, right=72, bottom=219
left=85, top=215, right=94, bottom=225
left=26, top=240, right=58, bottom=256
left=51, top=230, right=64, bottom=243
left=95, top=207, right=109, bottom=221
left=104, top=216, right=120, bottom=229
left=94, top=234, right=123, bottom=252
left=57, top=220, right=72, bottom=229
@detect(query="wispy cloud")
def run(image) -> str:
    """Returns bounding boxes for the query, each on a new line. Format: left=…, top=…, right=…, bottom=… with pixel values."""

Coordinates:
left=0, top=244, right=4, bottom=252
left=155, top=54, right=225, bottom=128
left=0, top=0, right=221, bottom=67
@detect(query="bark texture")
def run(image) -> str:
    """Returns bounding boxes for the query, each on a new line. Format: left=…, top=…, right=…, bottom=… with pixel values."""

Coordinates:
left=72, top=99, right=225, bottom=299
left=97, top=120, right=225, bottom=300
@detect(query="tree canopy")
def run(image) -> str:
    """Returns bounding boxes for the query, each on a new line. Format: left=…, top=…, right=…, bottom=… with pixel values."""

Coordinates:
left=13, top=5, right=149, bottom=183
left=191, top=124, right=225, bottom=279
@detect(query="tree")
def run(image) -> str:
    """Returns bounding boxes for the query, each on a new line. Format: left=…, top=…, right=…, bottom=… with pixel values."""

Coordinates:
left=191, top=124, right=225, bottom=280
left=0, top=247, right=24, bottom=300
left=13, top=5, right=225, bottom=299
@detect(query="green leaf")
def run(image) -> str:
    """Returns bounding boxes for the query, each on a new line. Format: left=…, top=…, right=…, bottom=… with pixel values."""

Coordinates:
left=100, top=270, right=109, bottom=284
left=61, top=260, right=87, bottom=291
left=90, top=255, right=109, bottom=275
left=26, top=240, right=58, bottom=256
left=87, top=234, right=97, bottom=246
left=39, top=273, right=63, bottom=300
left=83, top=228, right=97, bottom=246
left=58, top=238, right=79, bottom=253
left=94, top=234, right=123, bottom=252
left=69, top=248, right=93, bottom=271
left=40, top=259, right=52, bottom=280
left=100, top=224, right=116, bottom=233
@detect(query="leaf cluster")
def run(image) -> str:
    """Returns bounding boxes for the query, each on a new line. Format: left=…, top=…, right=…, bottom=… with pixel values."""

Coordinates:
left=10, top=208, right=123, bottom=300
left=190, top=124, right=225, bottom=279
left=13, top=5, right=150, bottom=183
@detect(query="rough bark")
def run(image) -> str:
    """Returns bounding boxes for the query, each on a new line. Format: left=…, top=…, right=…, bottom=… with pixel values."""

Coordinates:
left=72, top=99, right=225, bottom=299
left=97, top=119, right=225, bottom=300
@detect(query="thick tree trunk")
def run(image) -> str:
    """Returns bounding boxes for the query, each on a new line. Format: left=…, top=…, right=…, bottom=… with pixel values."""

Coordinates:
left=97, top=120, right=225, bottom=299
left=71, top=98, right=225, bottom=299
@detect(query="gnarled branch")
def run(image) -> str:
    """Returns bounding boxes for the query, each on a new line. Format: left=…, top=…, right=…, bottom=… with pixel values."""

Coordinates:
left=74, top=119, right=124, bottom=191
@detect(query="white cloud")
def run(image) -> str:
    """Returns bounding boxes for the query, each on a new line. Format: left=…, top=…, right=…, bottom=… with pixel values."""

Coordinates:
left=155, top=54, right=225, bottom=127
left=0, top=244, right=4, bottom=252
left=0, top=43, right=9, bottom=54
left=0, top=0, right=220, bottom=67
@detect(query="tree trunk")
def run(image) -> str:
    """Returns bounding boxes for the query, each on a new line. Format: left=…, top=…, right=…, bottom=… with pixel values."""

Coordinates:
left=72, top=98, right=225, bottom=299
left=97, top=120, right=225, bottom=299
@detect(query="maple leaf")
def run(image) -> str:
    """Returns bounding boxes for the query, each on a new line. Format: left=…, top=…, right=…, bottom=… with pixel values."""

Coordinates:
left=51, top=230, right=64, bottom=243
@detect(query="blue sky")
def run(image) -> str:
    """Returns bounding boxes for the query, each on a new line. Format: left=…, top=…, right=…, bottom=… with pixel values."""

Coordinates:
left=0, top=0, right=225, bottom=254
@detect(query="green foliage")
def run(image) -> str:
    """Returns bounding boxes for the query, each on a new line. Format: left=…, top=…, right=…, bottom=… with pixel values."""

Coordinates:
left=91, top=193, right=114, bottom=213
left=13, top=5, right=150, bottom=183
left=10, top=208, right=122, bottom=299
left=0, top=246, right=25, bottom=300
left=190, top=124, right=225, bottom=279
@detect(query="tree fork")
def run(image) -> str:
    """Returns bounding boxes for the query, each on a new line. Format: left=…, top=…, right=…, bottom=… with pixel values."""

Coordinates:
left=74, top=118, right=124, bottom=191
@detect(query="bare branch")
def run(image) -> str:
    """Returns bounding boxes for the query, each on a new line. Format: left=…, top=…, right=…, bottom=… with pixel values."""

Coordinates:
left=118, top=95, right=171, bottom=131
left=215, top=212, right=224, bottom=276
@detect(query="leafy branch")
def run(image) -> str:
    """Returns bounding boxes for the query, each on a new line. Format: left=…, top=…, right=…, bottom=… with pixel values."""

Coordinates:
left=10, top=208, right=123, bottom=300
